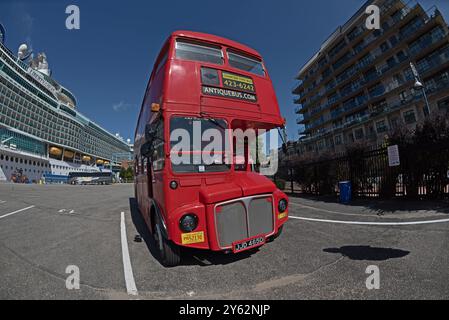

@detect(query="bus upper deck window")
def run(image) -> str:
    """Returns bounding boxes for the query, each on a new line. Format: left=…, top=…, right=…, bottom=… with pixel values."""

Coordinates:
left=175, top=40, right=223, bottom=65
left=227, top=51, right=265, bottom=76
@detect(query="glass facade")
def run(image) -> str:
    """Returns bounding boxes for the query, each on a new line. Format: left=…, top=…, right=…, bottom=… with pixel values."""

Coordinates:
left=0, top=128, right=46, bottom=155
left=0, top=45, right=130, bottom=161
left=291, top=0, right=449, bottom=156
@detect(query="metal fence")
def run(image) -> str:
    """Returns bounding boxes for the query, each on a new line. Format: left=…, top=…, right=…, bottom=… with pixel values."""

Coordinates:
left=280, top=142, right=449, bottom=199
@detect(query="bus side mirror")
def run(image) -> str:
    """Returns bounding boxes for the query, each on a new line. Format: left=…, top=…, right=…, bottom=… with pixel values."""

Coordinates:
left=282, top=143, right=288, bottom=154
left=140, top=141, right=153, bottom=158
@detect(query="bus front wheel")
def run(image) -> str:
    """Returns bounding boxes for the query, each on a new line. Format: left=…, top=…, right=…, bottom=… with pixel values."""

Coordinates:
left=153, top=214, right=181, bottom=267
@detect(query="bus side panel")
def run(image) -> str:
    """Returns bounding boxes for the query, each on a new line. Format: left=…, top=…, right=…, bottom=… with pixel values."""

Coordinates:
left=138, top=64, right=167, bottom=233
left=164, top=60, right=201, bottom=108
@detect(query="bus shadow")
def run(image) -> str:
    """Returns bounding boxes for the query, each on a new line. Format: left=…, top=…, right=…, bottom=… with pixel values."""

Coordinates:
left=129, top=198, right=256, bottom=267
left=128, top=198, right=162, bottom=262
left=323, top=245, right=410, bottom=261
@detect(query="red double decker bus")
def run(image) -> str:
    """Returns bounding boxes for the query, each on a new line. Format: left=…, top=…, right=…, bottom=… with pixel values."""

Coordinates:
left=134, top=31, right=288, bottom=266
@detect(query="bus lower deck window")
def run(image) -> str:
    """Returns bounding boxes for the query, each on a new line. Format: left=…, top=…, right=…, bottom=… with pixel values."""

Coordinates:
left=175, top=40, right=223, bottom=65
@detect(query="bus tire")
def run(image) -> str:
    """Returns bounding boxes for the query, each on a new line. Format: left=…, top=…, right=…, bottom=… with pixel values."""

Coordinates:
left=154, top=214, right=181, bottom=267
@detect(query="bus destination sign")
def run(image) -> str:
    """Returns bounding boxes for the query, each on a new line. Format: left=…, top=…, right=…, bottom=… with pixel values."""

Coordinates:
left=202, top=86, right=257, bottom=102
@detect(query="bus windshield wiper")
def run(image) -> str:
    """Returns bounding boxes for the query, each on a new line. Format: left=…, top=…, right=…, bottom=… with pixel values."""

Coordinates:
left=200, top=113, right=226, bottom=131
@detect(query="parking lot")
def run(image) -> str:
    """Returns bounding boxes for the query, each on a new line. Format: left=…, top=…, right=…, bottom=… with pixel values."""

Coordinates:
left=0, top=183, right=448, bottom=299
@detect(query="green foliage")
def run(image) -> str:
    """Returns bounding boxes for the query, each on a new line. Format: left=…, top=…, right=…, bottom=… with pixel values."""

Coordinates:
left=275, top=179, right=286, bottom=190
left=119, top=167, right=134, bottom=182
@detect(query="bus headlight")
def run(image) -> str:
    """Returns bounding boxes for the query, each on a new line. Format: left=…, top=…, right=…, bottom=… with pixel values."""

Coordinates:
left=278, top=199, right=288, bottom=213
left=179, top=214, right=198, bottom=233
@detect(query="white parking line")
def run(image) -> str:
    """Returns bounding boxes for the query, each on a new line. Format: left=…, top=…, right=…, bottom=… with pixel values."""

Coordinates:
left=290, top=201, right=441, bottom=216
left=120, top=211, right=138, bottom=296
left=289, top=215, right=449, bottom=226
left=0, top=205, right=35, bottom=220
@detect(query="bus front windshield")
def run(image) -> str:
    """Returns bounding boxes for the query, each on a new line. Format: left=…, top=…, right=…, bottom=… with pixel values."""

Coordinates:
left=169, top=117, right=230, bottom=173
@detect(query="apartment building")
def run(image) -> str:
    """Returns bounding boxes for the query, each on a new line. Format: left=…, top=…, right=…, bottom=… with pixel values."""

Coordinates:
left=290, top=0, right=449, bottom=158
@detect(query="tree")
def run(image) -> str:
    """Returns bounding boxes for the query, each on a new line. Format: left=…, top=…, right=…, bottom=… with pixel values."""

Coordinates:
left=119, top=167, right=134, bottom=182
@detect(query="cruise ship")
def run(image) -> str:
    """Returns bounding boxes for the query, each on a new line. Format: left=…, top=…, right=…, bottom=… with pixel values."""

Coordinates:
left=0, top=23, right=132, bottom=183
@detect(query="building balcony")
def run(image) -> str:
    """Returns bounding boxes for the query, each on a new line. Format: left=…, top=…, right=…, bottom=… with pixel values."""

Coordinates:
left=416, top=46, right=449, bottom=75
left=295, top=0, right=418, bottom=97
left=296, top=115, right=305, bottom=125
left=298, top=77, right=449, bottom=144
left=294, top=105, right=303, bottom=114
left=408, top=28, right=447, bottom=56
left=292, top=1, right=445, bottom=129
left=293, top=96, right=302, bottom=105
left=369, top=85, right=386, bottom=99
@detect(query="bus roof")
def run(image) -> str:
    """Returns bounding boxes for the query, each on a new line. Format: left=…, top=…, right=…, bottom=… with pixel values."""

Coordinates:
left=171, top=30, right=262, bottom=59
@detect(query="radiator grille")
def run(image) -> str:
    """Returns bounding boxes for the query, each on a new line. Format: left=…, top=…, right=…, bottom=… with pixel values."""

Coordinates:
left=215, top=195, right=274, bottom=248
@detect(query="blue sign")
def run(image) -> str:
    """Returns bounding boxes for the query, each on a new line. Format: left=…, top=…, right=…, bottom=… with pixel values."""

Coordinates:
left=0, top=23, right=5, bottom=44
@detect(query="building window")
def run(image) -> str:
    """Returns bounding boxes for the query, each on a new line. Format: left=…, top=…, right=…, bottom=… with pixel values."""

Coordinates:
left=334, top=134, right=342, bottom=145
left=403, top=109, right=416, bottom=124
left=438, top=96, right=449, bottom=112
left=399, top=90, right=408, bottom=103
left=390, top=117, right=400, bottom=129
left=376, top=120, right=388, bottom=133
left=347, top=132, right=355, bottom=143
left=317, top=140, right=325, bottom=151
left=354, top=128, right=364, bottom=140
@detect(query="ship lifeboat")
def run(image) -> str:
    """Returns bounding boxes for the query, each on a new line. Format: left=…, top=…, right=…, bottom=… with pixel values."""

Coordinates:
left=82, top=155, right=91, bottom=162
left=104, top=161, right=110, bottom=165
left=64, top=150, right=75, bottom=159
left=96, top=159, right=104, bottom=165
left=49, top=147, right=62, bottom=156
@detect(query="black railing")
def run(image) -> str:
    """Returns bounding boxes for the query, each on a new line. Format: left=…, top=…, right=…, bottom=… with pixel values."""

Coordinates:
left=280, top=141, right=449, bottom=199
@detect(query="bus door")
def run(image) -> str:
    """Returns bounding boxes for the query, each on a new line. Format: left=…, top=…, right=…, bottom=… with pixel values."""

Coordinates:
left=149, top=118, right=166, bottom=206
left=145, top=157, right=153, bottom=198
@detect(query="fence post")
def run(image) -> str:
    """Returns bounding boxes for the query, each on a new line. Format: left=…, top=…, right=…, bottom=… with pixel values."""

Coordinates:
left=290, top=168, right=294, bottom=194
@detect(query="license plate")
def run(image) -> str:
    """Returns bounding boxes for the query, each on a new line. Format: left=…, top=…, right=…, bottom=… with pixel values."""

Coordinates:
left=181, top=231, right=205, bottom=245
left=232, top=235, right=265, bottom=253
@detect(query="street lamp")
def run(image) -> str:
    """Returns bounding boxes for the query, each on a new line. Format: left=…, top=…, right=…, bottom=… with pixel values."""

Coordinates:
left=410, top=62, right=431, bottom=116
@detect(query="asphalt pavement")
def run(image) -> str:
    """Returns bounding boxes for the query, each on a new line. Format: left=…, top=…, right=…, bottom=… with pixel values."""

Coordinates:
left=0, top=183, right=448, bottom=299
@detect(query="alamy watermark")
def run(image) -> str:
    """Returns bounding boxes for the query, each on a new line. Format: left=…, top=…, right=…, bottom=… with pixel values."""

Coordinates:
left=65, top=265, right=80, bottom=290
left=365, top=4, right=381, bottom=30
left=365, top=265, right=380, bottom=290
left=66, top=5, right=80, bottom=30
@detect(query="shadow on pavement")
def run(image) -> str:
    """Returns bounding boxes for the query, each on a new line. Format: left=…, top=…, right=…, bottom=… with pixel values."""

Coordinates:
left=128, top=198, right=256, bottom=267
left=323, top=245, right=410, bottom=261
left=286, top=192, right=449, bottom=216
left=128, top=198, right=161, bottom=263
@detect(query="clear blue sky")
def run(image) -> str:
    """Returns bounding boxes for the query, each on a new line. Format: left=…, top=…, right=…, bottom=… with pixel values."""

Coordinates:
left=1, top=0, right=448, bottom=142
